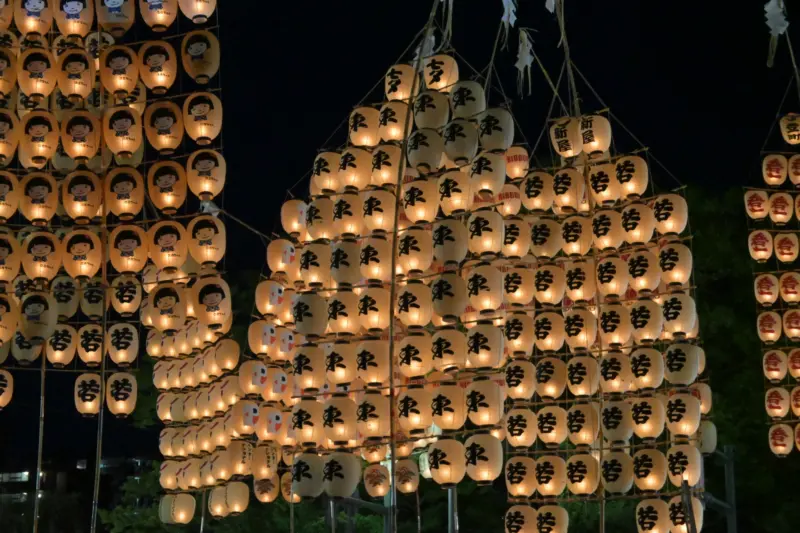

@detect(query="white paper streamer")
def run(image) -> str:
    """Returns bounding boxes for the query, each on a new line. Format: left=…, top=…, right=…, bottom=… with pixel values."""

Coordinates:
left=440, top=0, right=454, bottom=49
left=501, top=0, right=518, bottom=49
left=515, top=29, right=535, bottom=97
left=545, top=0, right=555, bottom=13
left=765, top=0, right=789, bottom=36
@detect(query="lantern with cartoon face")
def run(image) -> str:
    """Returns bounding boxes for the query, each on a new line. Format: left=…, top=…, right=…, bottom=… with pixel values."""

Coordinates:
left=109, top=225, right=147, bottom=274
left=149, top=283, right=185, bottom=335
left=62, top=229, right=101, bottom=280
left=148, top=221, right=188, bottom=272
left=60, top=171, right=100, bottom=224
left=0, top=233, right=20, bottom=284
left=14, top=1, right=53, bottom=37
left=99, top=45, right=137, bottom=97
left=136, top=40, right=177, bottom=94
left=55, top=0, right=94, bottom=37
left=181, top=30, right=219, bottom=84
left=191, top=277, right=230, bottom=331
left=97, top=0, right=134, bottom=35
left=105, top=167, right=144, bottom=220
left=145, top=101, right=183, bottom=154
left=22, top=231, right=61, bottom=281
left=147, top=161, right=187, bottom=214
left=103, top=106, right=142, bottom=158
left=0, top=111, right=19, bottom=163
left=21, top=112, right=58, bottom=166
left=60, top=111, right=100, bottom=162
left=187, top=149, right=225, bottom=201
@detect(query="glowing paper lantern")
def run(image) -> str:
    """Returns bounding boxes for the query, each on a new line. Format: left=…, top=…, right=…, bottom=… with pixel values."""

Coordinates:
left=763, top=154, right=788, bottom=186
left=109, top=225, right=147, bottom=274
left=106, top=372, right=136, bottom=417
left=21, top=112, right=58, bottom=166
left=141, top=0, right=178, bottom=30
left=148, top=221, right=188, bottom=272
left=183, top=91, right=222, bottom=145
left=62, top=229, right=101, bottom=280
left=99, top=45, right=138, bottom=97
left=190, top=275, right=231, bottom=330
left=103, top=106, right=142, bottom=159
left=14, top=2, right=53, bottom=37
left=149, top=282, right=186, bottom=335
left=22, top=232, right=61, bottom=281
left=75, top=373, right=102, bottom=416
left=181, top=30, right=219, bottom=84
left=0, top=232, right=21, bottom=284
left=105, top=167, right=144, bottom=220
left=769, top=423, right=793, bottom=457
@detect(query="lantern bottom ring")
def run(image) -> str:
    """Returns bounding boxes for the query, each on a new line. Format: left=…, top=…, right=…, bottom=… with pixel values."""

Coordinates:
left=152, top=87, right=168, bottom=95
left=195, top=76, right=210, bottom=85
left=117, top=151, right=133, bottom=159
left=197, top=138, right=212, bottom=146
left=159, top=149, right=177, bottom=156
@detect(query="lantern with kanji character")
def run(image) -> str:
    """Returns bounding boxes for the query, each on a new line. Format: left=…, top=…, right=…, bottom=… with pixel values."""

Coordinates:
left=504, top=506, right=537, bottom=533
left=423, top=54, right=458, bottom=91
left=566, top=356, right=599, bottom=397
left=600, top=450, right=633, bottom=494
left=592, top=209, right=624, bottom=250
left=357, top=389, right=390, bottom=440
left=322, top=394, right=357, bottom=445
left=615, top=155, right=649, bottom=198
left=106, top=372, right=136, bottom=417
left=763, top=154, right=788, bottom=186
left=184, top=91, right=222, bottom=145
left=464, top=432, right=502, bottom=485
left=758, top=310, right=782, bottom=343
left=588, top=162, right=619, bottom=205
left=596, top=256, right=629, bottom=298
left=560, top=215, right=591, bottom=257
left=661, top=292, right=696, bottom=339
left=442, top=118, right=479, bottom=165
left=431, top=380, right=466, bottom=431
left=601, top=399, right=634, bottom=444
left=667, top=495, right=704, bottom=533
left=579, top=114, right=612, bottom=157
left=763, top=350, right=788, bottom=382
left=292, top=397, right=324, bottom=447
left=431, top=327, right=466, bottom=372
left=407, top=128, right=444, bottom=174
left=631, top=396, right=665, bottom=440
left=530, top=218, right=564, bottom=260
left=322, top=451, right=361, bottom=498
left=290, top=452, right=324, bottom=498
left=779, top=272, right=800, bottom=305
left=664, top=343, right=699, bottom=386
left=562, top=260, right=595, bottom=303
left=414, top=90, right=449, bottom=131
left=46, top=324, right=75, bottom=367
left=765, top=387, right=790, bottom=419
left=397, top=226, right=433, bottom=276
left=468, top=150, right=505, bottom=195
left=630, top=347, right=665, bottom=390
left=629, top=299, right=663, bottom=344
left=397, top=384, right=432, bottom=435
left=744, top=189, right=769, bottom=220
left=769, top=423, right=793, bottom=457
left=665, top=393, right=701, bottom=437
left=103, top=106, right=142, bottom=158
left=336, top=148, right=372, bottom=190
left=599, top=351, right=632, bottom=393
left=361, top=463, right=390, bottom=498
left=402, top=178, right=439, bottom=224
left=396, top=330, right=433, bottom=379
left=536, top=405, right=567, bottom=447
left=748, top=230, right=773, bottom=262
left=75, top=372, right=102, bottom=415
left=431, top=272, right=468, bottom=324
left=475, top=107, right=513, bottom=151
left=653, top=194, right=688, bottom=235
left=504, top=407, right=536, bottom=448
left=535, top=356, right=567, bottom=400
left=428, top=438, right=466, bottom=487
left=550, top=117, right=581, bottom=158
left=432, top=218, right=468, bottom=267
left=635, top=499, right=670, bottom=533
left=466, top=321, right=504, bottom=369
left=383, top=63, right=416, bottom=101
left=76, top=323, right=103, bottom=366
left=521, top=171, right=554, bottom=212
left=632, top=448, right=667, bottom=492
left=106, top=323, right=138, bottom=366
left=396, top=280, right=432, bottom=328
left=769, top=192, right=793, bottom=225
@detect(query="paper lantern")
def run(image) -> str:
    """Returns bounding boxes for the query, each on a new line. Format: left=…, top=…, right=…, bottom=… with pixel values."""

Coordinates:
left=46, top=324, right=76, bottom=367
left=103, top=106, right=142, bottom=158
left=601, top=400, right=634, bottom=444
left=533, top=456, right=566, bottom=498
left=179, top=0, right=215, bottom=22
left=181, top=30, right=219, bottom=84
left=765, top=387, right=790, bottom=419
left=629, top=299, right=663, bottom=344
left=769, top=192, right=793, bottom=225
left=588, top=162, right=620, bottom=205
left=293, top=342, right=325, bottom=393
left=564, top=259, right=596, bottom=303
left=667, top=496, right=704, bottom=533
left=560, top=215, right=591, bottom=257
left=0, top=110, right=18, bottom=164
left=20, top=111, right=58, bottom=166
left=206, top=484, right=229, bottom=518
left=59, top=112, right=99, bottom=163
left=322, top=394, right=357, bottom=445
left=438, top=170, right=473, bottom=215
left=566, top=403, right=599, bottom=447
left=106, top=372, right=136, bottom=417
left=633, top=448, right=667, bottom=491
left=769, top=423, right=793, bottom=457
left=464, top=433, right=502, bottom=485
left=530, top=218, right=564, bottom=259
left=414, top=90, right=450, bottom=130
left=12, top=329, right=43, bottom=364
left=62, top=229, right=101, bottom=280
left=566, top=356, right=599, bottom=397
left=591, top=209, right=624, bottom=250
left=550, top=117, right=582, bottom=158
left=428, top=438, right=466, bottom=487
left=345, top=106, right=380, bottom=148
left=325, top=338, right=358, bottom=385
left=22, top=232, right=61, bottom=281
left=183, top=91, right=222, bottom=145
left=148, top=221, right=188, bottom=272
left=0, top=171, right=19, bottom=221
left=396, top=330, right=433, bottom=379
left=19, top=172, right=57, bottom=225
left=51, top=280, right=80, bottom=323
left=665, top=393, right=701, bottom=437
left=763, top=154, right=788, bottom=186
left=0, top=232, right=20, bottom=284
left=428, top=379, right=465, bottom=430
left=0, top=48, right=15, bottom=99
left=622, top=202, right=656, bottom=245
left=323, top=451, right=361, bottom=498
left=653, top=194, right=688, bottom=235
left=503, top=408, right=535, bottom=448
left=148, top=161, right=187, bottom=215
left=664, top=343, right=699, bottom=386
left=186, top=216, right=225, bottom=268
left=432, top=219, right=468, bottom=269
left=290, top=451, right=324, bottom=498
left=54, top=0, right=94, bottom=37
left=76, top=323, right=104, bottom=366
left=503, top=312, right=534, bottom=356
left=505, top=506, right=537, bottom=533
left=108, top=225, right=146, bottom=274
left=763, top=350, right=788, bottom=382
left=630, top=348, right=665, bottom=390
left=407, top=128, right=443, bottom=174
left=384, top=63, right=416, bottom=100
left=14, top=2, right=52, bottom=37
left=598, top=305, right=632, bottom=348
left=143, top=101, right=184, bottom=155
left=423, top=54, right=458, bottom=91
left=748, top=230, right=773, bottom=262
left=75, top=373, right=102, bottom=415
left=187, top=149, right=225, bottom=200
left=661, top=292, right=696, bottom=338
left=79, top=278, right=109, bottom=321
left=104, top=167, right=144, bottom=220
left=148, top=282, right=186, bottom=335
left=635, top=499, right=670, bottom=533
left=140, top=0, right=178, bottom=30
left=566, top=453, right=599, bottom=496
left=428, top=326, right=464, bottom=372
left=311, top=151, right=342, bottom=193
left=397, top=385, right=432, bottom=435
left=469, top=150, right=505, bottom=195
left=599, top=351, right=632, bottom=393
left=363, top=463, right=390, bottom=498
left=99, top=45, right=138, bottom=97
left=600, top=451, right=633, bottom=494
left=106, top=323, right=138, bottom=366
left=744, top=190, right=768, bottom=220
left=596, top=256, right=629, bottom=298
left=442, top=118, right=479, bottom=165
left=465, top=320, right=503, bottom=369
left=396, top=280, right=432, bottom=328
left=133, top=40, right=177, bottom=96
left=533, top=263, right=565, bottom=306
left=96, top=0, right=134, bottom=35
left=521, top=171, right=554, bottom=212
left=779, top=272, right=800, bottom=305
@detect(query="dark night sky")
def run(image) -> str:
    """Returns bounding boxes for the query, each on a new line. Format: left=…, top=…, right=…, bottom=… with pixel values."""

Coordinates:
left=0, top=0, right=797, bottom=481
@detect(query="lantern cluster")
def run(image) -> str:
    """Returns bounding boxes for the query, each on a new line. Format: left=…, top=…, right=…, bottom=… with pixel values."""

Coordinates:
left=239, top=51, right=714, bottom=533
left=747, top=114, right=800, bottom=456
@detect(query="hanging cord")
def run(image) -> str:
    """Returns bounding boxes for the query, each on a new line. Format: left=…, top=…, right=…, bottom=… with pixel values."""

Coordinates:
left=778, top=0, right=800, bottom=104
left=483, top=21, right=504, bottom=95
left=530, top=61, right=566, bottom=166
left=570, top=61, right=684, bottom=188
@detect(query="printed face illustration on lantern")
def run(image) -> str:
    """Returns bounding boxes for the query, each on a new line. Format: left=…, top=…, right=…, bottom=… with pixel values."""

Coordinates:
left=0, top=238, right=11, bottom=265
left=0, top=175, right=13, bottom=200
left=143, top=46, right=169, bottom=72
left=67, top=176, right=94, bottom=201
left=0, top=115, right=14, bottom=140
left=110, top=173, right=136, bottom=200
left=24, top=53, right=50, bottom=79
left=185, top=34, right=210, bottom=61
left=244, top=404, right=259, bottom=427
left=192, top=219, right=218, bottom=246
left=26, top=117, right=52, bottom=142
left=66, top=117, right=93, bottom=143
left=63, top=55, right=89, bottom=79
left=0, top=52, right=10, bottom=77
left=28, top=236, right=53, bottom=262
left=269, top=285, right=284, bottom=306
left=154, top=287, right=179, bottom=315
left=150, top=107, right=177, bottom=135
left=109, top=110, right=134, bottom=137
left=22, top=295, right=47, bottom=320
left=114, top=230, right=141, bottom=257
left=61, top=0, right=86, bottom=18
left=199, top=284, right=225, bottom=312
left=25, top=178, right=51, bottom=204
left=192, top=152, right=218, bottom=176
left=280, top=330, right=294, bottom=353
left=153, top=165, right=178, bottom=193
left=103, top=0, right=125, bottom=11
left=66, top=234, right=93, bottom=261
left=154, top=224, right=180, bottom=252
left=267, top=411, right=282, bottom=433
left=24, top=0, right=46, bottom=17
left=188, top=95, right=213, bottom=121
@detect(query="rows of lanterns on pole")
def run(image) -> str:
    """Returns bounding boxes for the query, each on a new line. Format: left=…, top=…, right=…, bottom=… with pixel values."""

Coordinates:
left=745, top=113, right=800, bottom=457
left=183, top=49, right=719, bottom=532
left=0, top=0, right=227, bottom=526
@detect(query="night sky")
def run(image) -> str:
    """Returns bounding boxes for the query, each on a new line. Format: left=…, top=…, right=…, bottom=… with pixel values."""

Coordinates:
left=0, top=0, right=797, bottom=494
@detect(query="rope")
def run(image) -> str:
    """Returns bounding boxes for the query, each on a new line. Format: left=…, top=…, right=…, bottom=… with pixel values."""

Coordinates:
left=556, top=0, right=580, bottom=116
